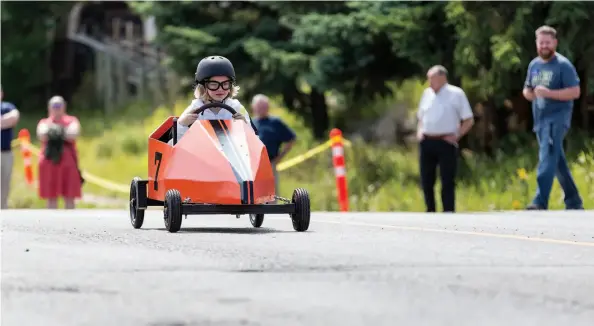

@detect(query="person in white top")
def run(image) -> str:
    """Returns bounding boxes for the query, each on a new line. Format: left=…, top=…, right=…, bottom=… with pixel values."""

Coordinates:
left=174, top=56, right=253, bottom=143
left=416, top=65, right=474, bottom=212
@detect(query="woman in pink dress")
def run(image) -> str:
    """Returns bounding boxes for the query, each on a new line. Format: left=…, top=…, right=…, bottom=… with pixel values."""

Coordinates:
left=36, top=96, right=82, bottom=209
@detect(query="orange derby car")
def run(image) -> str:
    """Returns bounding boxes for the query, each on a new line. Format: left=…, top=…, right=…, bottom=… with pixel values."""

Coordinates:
left=128, top=102, right=311, bottom=233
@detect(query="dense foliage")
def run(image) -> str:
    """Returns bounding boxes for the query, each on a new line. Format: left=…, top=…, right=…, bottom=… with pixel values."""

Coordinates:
left=1, top=1, right=72, bottom=109
left=131, top=1, right=594, bottom=141
left=2, top=1, right=593, bottom=145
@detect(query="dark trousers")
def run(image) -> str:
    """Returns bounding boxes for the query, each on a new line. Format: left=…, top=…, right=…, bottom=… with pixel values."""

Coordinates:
left=419, top=138, right=458, bottom=212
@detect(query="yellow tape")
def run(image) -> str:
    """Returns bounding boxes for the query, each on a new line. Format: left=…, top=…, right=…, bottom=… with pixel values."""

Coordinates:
left=11, top=138, right=129, bottom=194
left=276, top=135, right=353, bottom=171
left=276, top=140, right=333, bottom=171
left=81, top=172, right=129, bottom=193
left=10, top=131, right=355, bottom=191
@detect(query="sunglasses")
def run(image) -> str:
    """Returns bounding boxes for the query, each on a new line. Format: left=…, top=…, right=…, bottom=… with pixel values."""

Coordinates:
left=204, top=80, right=232, bottom=91
left=51, top=103, right=64, bottom=109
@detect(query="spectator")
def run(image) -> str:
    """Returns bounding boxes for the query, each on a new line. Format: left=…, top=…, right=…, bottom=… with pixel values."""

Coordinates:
left=36, top=96, right=82, bottom=209
left=416, top=65, right=474, bottom=212
left=522, top=25, right=584, bottom=210
left=1, top=85, right=20, bottom=209
left=250, top=94, right=296, bottom=197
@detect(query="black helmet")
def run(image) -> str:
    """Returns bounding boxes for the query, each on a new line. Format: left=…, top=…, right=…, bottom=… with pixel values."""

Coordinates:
left=194, top=56, right=236, bottom=83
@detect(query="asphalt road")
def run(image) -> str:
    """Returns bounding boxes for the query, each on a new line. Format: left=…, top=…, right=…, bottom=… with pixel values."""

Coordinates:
left=2, top=209, right=594, bottom=326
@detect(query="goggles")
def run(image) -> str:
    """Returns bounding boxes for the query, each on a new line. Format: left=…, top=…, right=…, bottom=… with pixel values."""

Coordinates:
left=204, top=79, right=232, bottom=91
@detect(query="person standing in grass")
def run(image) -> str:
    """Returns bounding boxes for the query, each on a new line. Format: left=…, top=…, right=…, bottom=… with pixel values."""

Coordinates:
left=522, top=25, right=584, bottom=210
left=416, top=65, right=474, bottom=213
left=1, top=85, right=20, bottom=209
left=36, top=96, right=83, bottom=209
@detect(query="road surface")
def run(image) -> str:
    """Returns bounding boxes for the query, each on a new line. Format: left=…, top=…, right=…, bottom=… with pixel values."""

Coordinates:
left=2, top=209, right=594, bottom=326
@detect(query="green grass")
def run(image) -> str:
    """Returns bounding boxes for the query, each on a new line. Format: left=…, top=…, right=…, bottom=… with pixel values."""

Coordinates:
left=271, top=132, right=594, bottom=212
left=7, top=178, right=107, bottom=209
left=7, top=92, right=594, bottom=211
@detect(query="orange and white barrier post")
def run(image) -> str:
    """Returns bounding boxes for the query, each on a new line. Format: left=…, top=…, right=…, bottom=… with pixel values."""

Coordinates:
left=330, top=128, right=349, bottom=212
left=18, top=129, right=34, bottom=186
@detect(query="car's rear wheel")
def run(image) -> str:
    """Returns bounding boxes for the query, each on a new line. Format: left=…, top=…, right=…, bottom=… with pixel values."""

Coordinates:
left=249, top=214, right=264, bottom=228
left=129, top=177, right=144, bottom=229
left=290, top=188, right=310, bottom=232
left=164, top=189, right=182, bottom=233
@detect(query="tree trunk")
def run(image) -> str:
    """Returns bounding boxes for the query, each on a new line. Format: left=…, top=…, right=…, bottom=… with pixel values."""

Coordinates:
left=509, top=93, right=532, bottom=133
left=309, top=88, right=329, bottom=140
left=282, top=83, right=301, bottom=112
left=578, top=68, right=589, bottom=131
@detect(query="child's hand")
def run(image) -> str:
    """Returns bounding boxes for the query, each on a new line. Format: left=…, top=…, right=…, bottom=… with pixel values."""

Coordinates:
left=178, top=112, right=198, bottom=126
left=232, top=112, right=247, bottom=123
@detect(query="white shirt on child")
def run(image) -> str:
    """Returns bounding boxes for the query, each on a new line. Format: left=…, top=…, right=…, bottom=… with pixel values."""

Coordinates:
left=171, top=98, right=251, bottom=144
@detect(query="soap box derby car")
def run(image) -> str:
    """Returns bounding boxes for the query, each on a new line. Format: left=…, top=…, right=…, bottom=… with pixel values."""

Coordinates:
left=128, top=102, right=311, bottom=233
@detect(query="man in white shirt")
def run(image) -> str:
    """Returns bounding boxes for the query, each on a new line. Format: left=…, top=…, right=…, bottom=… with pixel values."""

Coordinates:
left=416, top=65, right=474, bottom=212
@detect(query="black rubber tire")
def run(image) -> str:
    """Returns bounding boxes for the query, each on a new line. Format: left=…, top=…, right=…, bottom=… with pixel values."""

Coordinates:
left=249, top=214, right=264, bottom=228
left=164, top=189, right=183, bottom=233
left=129, top=177, right=145, bottom=229
left=290, top=188, right=311, bottom=232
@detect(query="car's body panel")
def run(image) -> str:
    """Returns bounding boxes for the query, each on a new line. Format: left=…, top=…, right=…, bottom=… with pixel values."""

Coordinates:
left=147, top=116, right=275, bottom=205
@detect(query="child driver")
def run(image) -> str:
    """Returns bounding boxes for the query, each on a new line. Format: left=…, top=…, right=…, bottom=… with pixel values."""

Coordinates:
left=174, top=56, right=252, bottom=142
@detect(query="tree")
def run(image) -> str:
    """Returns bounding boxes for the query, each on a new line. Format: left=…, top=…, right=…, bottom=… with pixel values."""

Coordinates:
left=131, top=1, right=425, bottom=139
left=545, top=1, right=594, bottom=130
left=131, top=1, right=327, bottom=138
left=1, top=1, right=72, bottom=109
left=131, top=1, right=594, bottom=144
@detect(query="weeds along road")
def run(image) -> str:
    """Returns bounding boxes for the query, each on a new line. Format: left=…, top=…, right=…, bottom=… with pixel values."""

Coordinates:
left=2, top=209, right=594, bottom=326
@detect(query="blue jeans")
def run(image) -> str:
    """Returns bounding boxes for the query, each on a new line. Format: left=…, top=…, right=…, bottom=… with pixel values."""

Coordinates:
left=531, top=123, right=583, bottom=209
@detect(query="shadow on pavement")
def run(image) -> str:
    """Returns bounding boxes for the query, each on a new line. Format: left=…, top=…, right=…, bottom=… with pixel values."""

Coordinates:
left=143, top=227, right=289, bottom=234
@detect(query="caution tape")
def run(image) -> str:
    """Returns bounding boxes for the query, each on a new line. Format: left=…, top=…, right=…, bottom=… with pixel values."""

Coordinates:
left=10, top=134, right=353, bottom=194
left=11, top=139, right=130, bottom=194
left=81, top=172, right=129, bottom=193
left=276, top=138, right=352, bottom=171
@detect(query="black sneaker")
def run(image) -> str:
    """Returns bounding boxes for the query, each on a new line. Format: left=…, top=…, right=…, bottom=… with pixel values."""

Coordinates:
left=526, top=203, right=544, bottom=210
left=566, top=206, right=584, bottom=210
